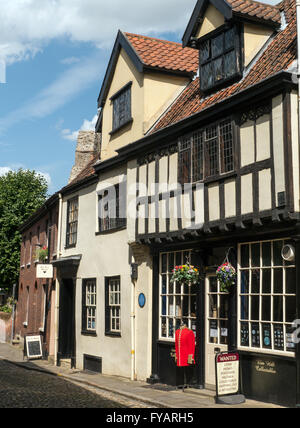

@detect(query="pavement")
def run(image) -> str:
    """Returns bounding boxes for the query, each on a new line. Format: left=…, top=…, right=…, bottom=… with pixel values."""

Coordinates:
left=0, top=342, right=283, bottom=408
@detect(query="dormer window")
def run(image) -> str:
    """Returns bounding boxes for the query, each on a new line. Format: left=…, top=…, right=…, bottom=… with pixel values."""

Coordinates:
left=199, top=25, right=241, bottom=92
left=110, top=82, right=132, bottom=134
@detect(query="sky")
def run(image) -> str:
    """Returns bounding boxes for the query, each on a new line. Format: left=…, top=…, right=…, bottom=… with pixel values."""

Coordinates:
left=0, top=0, right=280, bottom=194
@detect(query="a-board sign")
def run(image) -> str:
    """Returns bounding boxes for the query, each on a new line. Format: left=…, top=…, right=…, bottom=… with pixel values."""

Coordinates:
left=25, top=335, right=43, bottom=359
left=36, top=264, right=53, bottom=279
left=215, top=351, right=245, bottom=405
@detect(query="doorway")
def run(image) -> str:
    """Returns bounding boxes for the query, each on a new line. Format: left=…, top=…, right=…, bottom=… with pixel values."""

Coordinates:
left=58, top=278, right=75, bottom=360
left=205, top=275, right=229, bottom=387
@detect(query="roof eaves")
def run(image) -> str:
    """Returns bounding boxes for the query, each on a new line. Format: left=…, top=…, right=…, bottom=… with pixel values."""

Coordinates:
left=97, top=30, right=144, bottom=109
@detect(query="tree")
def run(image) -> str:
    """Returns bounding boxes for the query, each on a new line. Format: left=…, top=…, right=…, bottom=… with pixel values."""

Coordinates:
left=0, top=169, right=48, bottom=293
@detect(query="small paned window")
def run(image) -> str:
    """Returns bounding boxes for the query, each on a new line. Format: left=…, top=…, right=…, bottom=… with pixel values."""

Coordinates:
left=238, top=239, right=296, bottom=355
left=105, top=277, right=121, bottom=336
left=82, top=279, right=97, bottom=333
left=178, top=119, right=234, bottom=184
left=199, top=26, right=240, bottom=92
left=98, top=182, right=127, bottom=232
left=111, top=83, right=132, bottom=133
left=159, top=250, right=197, bottom=340
left=66, top=197, right=78, bottom=247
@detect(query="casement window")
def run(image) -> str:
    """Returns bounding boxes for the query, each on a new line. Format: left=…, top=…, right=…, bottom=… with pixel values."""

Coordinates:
left=238, top=239, right=296, bottom=355
left=66, top=197, right=78, bottom=247
left=111, top=82, right=132, bottom=133
left=178, top=119, right=234, bottom=184
left=199, top=25, right=241, bottom=92
left=105, top=277, right=121, bottom=336
left=159, top=250, right=197, bottom=341
left=82, top=279, right=97, bottom=333
left=98, top=183, right=126, bottom=232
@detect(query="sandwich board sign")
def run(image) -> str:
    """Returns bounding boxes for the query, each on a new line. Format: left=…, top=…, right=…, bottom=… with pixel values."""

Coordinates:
left=36, top=264, right=53, bottom=279
left=215, top=351, right=245, bottom=405
left=24, top=335, right=43, bottom=360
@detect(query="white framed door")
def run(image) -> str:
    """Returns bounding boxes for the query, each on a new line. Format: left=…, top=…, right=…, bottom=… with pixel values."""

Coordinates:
left=205, top=275, right=229, bottom=387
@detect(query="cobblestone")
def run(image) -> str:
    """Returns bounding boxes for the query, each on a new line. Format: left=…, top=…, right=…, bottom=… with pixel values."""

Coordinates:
left=0, top=359, right=134, bottom=408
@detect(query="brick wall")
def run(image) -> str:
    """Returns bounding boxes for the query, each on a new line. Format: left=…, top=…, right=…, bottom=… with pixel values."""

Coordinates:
left=15, top=202, right=59, bottom=358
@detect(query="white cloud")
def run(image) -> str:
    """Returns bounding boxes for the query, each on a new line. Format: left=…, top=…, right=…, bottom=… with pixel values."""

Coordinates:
left=0, top=54, right=103, bottom=135
left=0, top=0, right=198, bottom=65
left=0, top=167, right=12, bottom=176
left=0, top=165, right=51, bottom=186
left=61, top=114, right=98, bottom=142
left=60, top=57, right=80, bottom=65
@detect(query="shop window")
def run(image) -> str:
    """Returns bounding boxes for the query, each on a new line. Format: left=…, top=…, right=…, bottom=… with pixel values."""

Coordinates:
left=66, top=197, right=78, bottom=248
left=82, top=279, right=97, bottom=333
left=238, top=239, right=296, bottom=354
left=199, top=25, right=241, bottom=92
left=105, top=277, right=121, bottom=336
left=178, top=119, right=234, bottom=184
left=159, top=250, right=197, bottom=340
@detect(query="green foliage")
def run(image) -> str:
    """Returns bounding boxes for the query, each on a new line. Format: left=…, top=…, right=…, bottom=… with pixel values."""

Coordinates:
left=0, top=169, right=48, bottom=292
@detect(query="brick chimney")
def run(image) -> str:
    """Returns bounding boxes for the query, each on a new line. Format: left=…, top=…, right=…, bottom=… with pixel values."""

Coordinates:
left=68, top=131, right=101, bottom=183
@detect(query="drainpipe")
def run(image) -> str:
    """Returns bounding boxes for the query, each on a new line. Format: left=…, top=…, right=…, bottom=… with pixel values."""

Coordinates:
left=131, top=274, right=137, bottom=381
left=54, top=192, right=63, bottom=366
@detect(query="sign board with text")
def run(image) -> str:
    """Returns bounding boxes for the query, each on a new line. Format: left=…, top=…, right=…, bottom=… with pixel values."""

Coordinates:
left=36, top=264, right=53, bottom=279
left=25, top=335, right=43, bottom=360
left=215, top=351, right=245, bottom=405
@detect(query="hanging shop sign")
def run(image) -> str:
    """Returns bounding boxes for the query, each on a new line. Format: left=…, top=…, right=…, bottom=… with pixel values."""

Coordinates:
left=36, top=263, right=53, bottom=279
left=24, top=335, right=43, bottom=360
left=215, top=351, right=245, bottom=405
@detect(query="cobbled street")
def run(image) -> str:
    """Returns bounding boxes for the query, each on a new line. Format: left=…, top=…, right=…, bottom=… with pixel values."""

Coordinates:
left=0, top=359, right=145, bottom=408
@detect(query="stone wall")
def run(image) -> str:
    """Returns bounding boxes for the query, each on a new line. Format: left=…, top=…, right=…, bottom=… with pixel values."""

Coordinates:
left=68, top=131, right=101, bottom=183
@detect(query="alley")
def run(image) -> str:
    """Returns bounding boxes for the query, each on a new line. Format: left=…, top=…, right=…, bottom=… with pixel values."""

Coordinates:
left=0, top=358, right=127, bottom=408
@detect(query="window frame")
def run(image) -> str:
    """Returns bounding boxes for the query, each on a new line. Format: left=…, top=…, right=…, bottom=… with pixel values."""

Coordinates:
left=110, top=81, right=133, bottom=134
left=178, top=118, right=235, bottom=185
left=105, top=276, right=121, bottom=337
left=82, top=278, right=97, bottom=335
left=199, top=24, right=242, bottom=93
left=66, top=197, right=79, bottom=248
left=159, top=250, right=197, bottom=342
left=237, top=238, right=296, bottom=357
left=98, top=183, right=127, bottom=234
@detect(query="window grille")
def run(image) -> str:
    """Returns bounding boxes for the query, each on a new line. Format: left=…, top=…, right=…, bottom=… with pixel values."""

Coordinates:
left=82, top=279, right=97, bottom=332
left=112, top=84, right=132, bottom=132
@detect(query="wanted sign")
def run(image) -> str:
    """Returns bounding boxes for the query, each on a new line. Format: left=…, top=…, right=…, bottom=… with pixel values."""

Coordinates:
left=215, top=351, right=245, bottom=405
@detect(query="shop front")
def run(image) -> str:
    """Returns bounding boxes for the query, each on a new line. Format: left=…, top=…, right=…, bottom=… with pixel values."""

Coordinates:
left=149, top=233, right=299, bottom=407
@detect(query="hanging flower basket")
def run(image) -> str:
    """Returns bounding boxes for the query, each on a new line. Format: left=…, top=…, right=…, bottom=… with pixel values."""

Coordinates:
left=171, top=263, right=200, bottom=286
left=216, top=262, right=236, bottom=293
left=35, top=246, right=48, bottom=263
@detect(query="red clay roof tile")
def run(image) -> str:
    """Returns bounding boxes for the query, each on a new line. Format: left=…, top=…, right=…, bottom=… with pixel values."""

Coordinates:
left=124, top=32, right=199, bottom=74
left=151, top=0, right=296, bottom=134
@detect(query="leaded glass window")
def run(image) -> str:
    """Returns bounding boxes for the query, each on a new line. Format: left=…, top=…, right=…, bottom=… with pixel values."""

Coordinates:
left=112, top=83, right=132, bottom=132
left=178, top=119, right=234, bottom=184
left=199, top=25, right=240, bottom=92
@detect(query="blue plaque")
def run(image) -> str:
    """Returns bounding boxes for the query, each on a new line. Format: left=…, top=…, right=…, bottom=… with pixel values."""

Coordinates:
left=138, top=293, right=146, bottom=308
